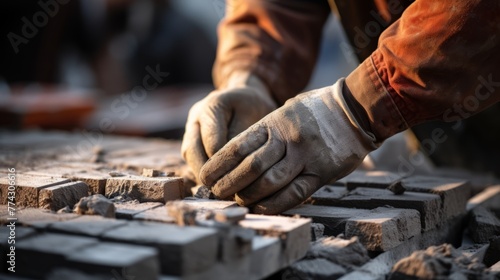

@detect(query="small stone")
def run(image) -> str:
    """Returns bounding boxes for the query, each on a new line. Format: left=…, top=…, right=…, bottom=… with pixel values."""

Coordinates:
left=387, top=181, right=406, bottom=195
left=57, top=206, right=72, bottom=214
left=306, top=236, right=370, bottom=268
left=193, top=185, right=215, bottom=199
left=214, top=207, right=248, bottom=224
left=142, top=168, right=163, bottom=177
left=284, top=258, right=347, bottom=280
left=74, top=194, right=115, bottom=218
left=108, top=171, right=125, bottom=177
left=166, top=201, right=197, bottom=226
left=311, top=223, right=325, bottom=241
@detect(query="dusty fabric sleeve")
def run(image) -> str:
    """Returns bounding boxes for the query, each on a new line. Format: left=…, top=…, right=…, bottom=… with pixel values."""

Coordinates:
left=345, top=0, right=500, bottom=143
left=213, top=0, right=330, bottom=105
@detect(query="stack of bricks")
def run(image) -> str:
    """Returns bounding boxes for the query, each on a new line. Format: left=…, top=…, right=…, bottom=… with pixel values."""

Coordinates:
left=1, top=130, right=499, bottom=279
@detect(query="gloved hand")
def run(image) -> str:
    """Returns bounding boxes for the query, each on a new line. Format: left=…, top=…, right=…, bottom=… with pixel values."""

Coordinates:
left=199, top=78, right=379, bottom=214
left=181, top=71, right=277, bottom=182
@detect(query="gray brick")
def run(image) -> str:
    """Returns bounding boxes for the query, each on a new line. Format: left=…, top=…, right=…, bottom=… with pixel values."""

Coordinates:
left=337, top=170, right=402, bottom=190
left=239, top=214, right=311, bottom=263
left=0, top=208, right=79, bottom=229
left=133, top=206, right=175, bottom=224
left=284, top=258, right=347, bottom=280
left=402, top=176, right=470, bottom=219
left=0, top=175, right=71, bottom=207
left=345, top=207, right=421, bottom=251
left=283, top=204, right=370, bottom=236
left=115, top=201, right=163, bottom=220
left=467, top=185, right=500, bottom=211
left=468, top=206, right=500, bottom=243
left=102, top=221, right=218, bottom=275
left=38, top=181, right=89, bottom=211
left=48, top=215, right=127, bottom=237
left=64, top=242, right=160, bottom=280
left=312, top=186, right=442, bottom=231
left=16, top=233, right=98, bottom=278
left=105, top=176, right=183, bottom=203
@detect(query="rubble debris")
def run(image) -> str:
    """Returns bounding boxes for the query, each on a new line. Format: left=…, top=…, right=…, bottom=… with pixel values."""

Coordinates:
left=311, top=223, right=325, bottom=241
left=90, top=146, right=105, bottom=163
left=114, top=200, right=163, bottom=220
left=389, top=244, right=492, bottom=280
left=193, top=185, right=216, bottom=199
left=166, top=200, right=198, bottom=226
left=142, top=168, right=164, bottom=177
left=306, top=236, right=370, bottom=270
left=468, top=206, right=500, bottom=243
left=74, top=194, right=115, bottom=218
left=108, top=171, right=125, bottom=177
left=284, top=258, right=347, bottom=280
left=57, top=206, right=72, bottom=214
left=387, top=180, right=406, bottom=195
left=214, top=207, right=248, bottom=224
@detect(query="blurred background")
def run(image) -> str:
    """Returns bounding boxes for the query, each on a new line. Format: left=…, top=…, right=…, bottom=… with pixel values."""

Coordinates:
left=1, top=0, right=499, bottom=177
left=0, top=0, right=356, bottom=138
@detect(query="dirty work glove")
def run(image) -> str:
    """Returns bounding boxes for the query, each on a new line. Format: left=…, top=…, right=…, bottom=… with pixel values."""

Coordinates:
left=200, top=78, right=379, bottom=214
left=182, top=71, right=277, bottom=182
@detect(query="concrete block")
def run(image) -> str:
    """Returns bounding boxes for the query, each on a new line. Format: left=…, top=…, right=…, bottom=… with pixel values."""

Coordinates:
left=0, top=175, right=71, bottom=207
left=467, top=185, right=500, bottom=211
left=239, top=214, right=311, bottom=263
left=468, top=206, right=500, bottom=243
left=337, top=170, right=402, bottom=190
left=312, top=187, right=443, bottom=231
left=105, top=175, right=183, bottom=203
left=48, top=215, right=127, bottom=238
left=102, top=221, right=218, bottom=275
left=484, top=236, right=500, bottom=267
left=133, top=205, right=175, bottom=224
left=115, top=201, right=163, bottom=220
left=38, top=181, right=89, bottom=211
left=0, top=208, right=79, bottom=229
left=216, top=225, right=255, bottom=263
left=345, top=207, right=421, bottom=252
left=283, top=258, right=347, bottom=280
left=402, top=176, right=470, bottom=219
left=16, top=233, right=98, bottom=278
left=64, top=242, right=160, bottom=280
left=283, top=204, right=370, bottom=236
left=311, top=223, right=325, bottom=241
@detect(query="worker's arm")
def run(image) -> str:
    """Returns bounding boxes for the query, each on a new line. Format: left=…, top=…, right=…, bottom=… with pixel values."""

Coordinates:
left=182, top=0, right=330, bottom=181
left=200, top=0, right=500, bottom=213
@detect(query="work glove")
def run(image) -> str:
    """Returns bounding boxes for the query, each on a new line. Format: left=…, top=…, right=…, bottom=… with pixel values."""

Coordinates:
left=181, top=71, right=277, bottom=182
left=199, top=78, right=379, bottom=214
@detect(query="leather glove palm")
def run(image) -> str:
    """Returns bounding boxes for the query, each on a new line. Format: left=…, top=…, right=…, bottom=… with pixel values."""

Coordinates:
left=182, top=73, right=277, bottom=182
left=200, top=78, right=378, bottom=214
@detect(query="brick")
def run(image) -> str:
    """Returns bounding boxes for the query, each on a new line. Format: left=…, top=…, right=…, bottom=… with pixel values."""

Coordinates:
left=181, top=198, right=238, bottom=210
left=306, top=236, right=370, bottom=268
left=284, top=258, right=347, bottom=280
left=283, top=204, right=370, bottom=236
left=0, top=175, right=71, bottom=207
left=115, top=201, right=163, bottom=220
left=102, top=221, right=218, bottom=275
left=38, top=181, right=89, bottom=211
left=64, top=242, right=160, bottom=280
left=345, top=207, right=421, bottom=252
left=401, top=176, right=470, bottom=219
left=337, top=170, right=402, bottom=191
left=468, top=206, right=500, bottom=243
left=0, top=208, right=79, bottom=229
left=105, top=176, right=183, bottom=203
left=467, top=185, right=500, bottom=211
left=216, top=225, right=255, bottom=263
left=16, top=233, right=98, bottom=278
left=484, top=236, right=500, bottom=267
left=133, top=206, right=175, bottom=224
left=48, top=215, right=127, bottom=238
left=312, top=187, right=442, bottom=231
left=214, top=207, right=248, bottom=224
left=239, top=214, right=311, bottom=263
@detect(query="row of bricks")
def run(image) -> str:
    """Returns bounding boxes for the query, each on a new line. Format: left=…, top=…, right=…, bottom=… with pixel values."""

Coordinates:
left=0, top=204, right=311, bottom=279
